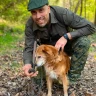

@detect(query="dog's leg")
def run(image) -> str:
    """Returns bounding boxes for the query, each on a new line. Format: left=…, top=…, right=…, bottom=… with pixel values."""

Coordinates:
left=62, top=75, right=68, bottom=96
left=46, top=76, right=52, bottom=96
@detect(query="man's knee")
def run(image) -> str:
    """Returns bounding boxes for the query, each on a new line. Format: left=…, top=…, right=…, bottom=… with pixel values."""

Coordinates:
left=79, top=36, right=90, bottom=46
left=73, top=36, right=91, bottom=51
left=68, top=36, right=91, bottom=82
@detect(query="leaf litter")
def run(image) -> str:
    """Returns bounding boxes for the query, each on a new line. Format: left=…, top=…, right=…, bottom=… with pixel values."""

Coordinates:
left=0, top=42, right=96, bottom=96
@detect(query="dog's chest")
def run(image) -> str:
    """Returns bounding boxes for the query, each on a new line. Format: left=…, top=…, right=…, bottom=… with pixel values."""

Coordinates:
left=45, top=66, right=58, bottom=79
left=50, top=70, right=58, bottom=79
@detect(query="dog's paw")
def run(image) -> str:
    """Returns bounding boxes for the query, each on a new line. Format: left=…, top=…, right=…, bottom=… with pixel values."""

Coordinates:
left=69, top=91, right=76, bottom=96
left=64, top=93, right=68, bottom=96
left=47, top=94, right=52, bottom=96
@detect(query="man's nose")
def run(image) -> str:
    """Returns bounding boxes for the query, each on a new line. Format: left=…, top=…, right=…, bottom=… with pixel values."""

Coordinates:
left=36, top=12, right=41, bottom=18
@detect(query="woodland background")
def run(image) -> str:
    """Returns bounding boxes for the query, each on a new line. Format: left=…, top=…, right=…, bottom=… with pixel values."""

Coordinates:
left=0, top=0, right=96, bottom=96
left=0, top=0, right=96, bottom=23
left=0, top=0, right=96, bottom=54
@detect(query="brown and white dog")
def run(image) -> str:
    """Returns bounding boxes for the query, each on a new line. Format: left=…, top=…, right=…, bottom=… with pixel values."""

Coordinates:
left=35, top=44, right=70, bottom=96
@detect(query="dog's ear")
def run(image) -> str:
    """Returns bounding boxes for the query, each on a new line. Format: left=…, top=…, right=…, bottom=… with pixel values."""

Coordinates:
left=42, top=46, right=53, bottom=55
left=58, top=47, right=63, bottom=54
left=56, top=47, right=63, bottom=61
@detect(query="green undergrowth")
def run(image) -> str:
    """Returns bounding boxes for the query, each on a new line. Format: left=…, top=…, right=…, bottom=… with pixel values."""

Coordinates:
left=88, top=33, right=96, bottom=53
left=0, top=20, right=24, bottom=55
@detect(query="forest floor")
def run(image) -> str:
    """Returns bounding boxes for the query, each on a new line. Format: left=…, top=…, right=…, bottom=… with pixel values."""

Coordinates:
left=0, top=40, right=96, bottom=96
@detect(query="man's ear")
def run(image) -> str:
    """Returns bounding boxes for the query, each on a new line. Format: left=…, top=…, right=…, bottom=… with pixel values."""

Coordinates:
left=47, top=5, right=50, bottom=13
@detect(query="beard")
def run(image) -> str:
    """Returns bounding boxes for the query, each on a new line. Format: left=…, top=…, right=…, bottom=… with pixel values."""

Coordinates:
left=37, top=22, right=47, bottom=27
left=35, top=16, right=49, bottom=27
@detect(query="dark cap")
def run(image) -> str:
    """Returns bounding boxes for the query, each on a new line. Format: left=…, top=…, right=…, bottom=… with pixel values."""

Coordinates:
left=27, top=0, right=48, bottom=11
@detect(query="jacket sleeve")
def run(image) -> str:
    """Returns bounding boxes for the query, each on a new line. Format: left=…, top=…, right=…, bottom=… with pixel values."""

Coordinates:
left=52, top=6, right=96, bottom=39
left=63, top=8, right=96, bottom=38
left=23, top=17, right=35, bottom=65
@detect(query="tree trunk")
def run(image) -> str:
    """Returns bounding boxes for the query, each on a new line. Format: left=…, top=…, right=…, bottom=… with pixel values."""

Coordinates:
left=80, top=0, right=83, bottom=16
left=94, top=0, right=96, bottom=25
left=84, top=0, right=86, bottom=18
left=74, top=0, right=81, bottom=13
left=63, top=0, right=70, bottom=9
left=69, top=0, right=72, bottom=10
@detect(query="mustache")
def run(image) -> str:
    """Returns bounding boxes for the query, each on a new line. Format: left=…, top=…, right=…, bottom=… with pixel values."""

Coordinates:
left=36, top=17, right=44, bottom=21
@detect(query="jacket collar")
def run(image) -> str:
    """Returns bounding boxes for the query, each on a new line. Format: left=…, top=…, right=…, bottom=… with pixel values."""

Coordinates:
left=33, top=9, right=58, bottom=32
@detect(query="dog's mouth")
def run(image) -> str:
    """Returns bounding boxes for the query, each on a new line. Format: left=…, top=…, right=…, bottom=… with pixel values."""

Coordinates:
left=36, top=57, right=46, bottom=67
left=36, top=61, right=45, bottom=67
left=37, top=62, right=44, bottom=67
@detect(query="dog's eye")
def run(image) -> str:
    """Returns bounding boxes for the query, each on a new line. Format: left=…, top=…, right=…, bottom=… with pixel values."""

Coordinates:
left=37, top=56, right=41, bottom=59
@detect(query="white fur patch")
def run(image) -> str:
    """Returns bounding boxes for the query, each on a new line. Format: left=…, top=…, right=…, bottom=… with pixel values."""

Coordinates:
left=45, top=65, right=58, bottom=79
left=49, top=70, right=58, bottom=79
left=64, top=94, right=68, bottom=96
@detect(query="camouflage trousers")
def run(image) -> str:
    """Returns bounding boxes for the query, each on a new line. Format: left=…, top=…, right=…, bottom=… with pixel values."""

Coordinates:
left=36, top=36, right=91, bottom=84
left=68, top=36, right=90, bottom=84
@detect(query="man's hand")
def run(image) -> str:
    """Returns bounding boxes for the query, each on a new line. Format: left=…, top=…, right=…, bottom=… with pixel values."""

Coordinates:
left=23, top=64, right=38, bottom=77
left=55, top=36, right=67, bottom=50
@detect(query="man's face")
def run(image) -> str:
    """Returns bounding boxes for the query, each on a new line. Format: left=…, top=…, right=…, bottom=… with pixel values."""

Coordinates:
left=31, top=5, right=50, bottom=27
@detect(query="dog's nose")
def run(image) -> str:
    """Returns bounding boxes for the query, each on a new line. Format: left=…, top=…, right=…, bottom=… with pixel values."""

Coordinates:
left=34, top=63, right=37, bottom=66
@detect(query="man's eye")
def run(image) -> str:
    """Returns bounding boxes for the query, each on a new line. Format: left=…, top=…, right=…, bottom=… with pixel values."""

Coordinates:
left=39, top=9, right=44, bottom=12
left=31, top=11, right=36, bottom=15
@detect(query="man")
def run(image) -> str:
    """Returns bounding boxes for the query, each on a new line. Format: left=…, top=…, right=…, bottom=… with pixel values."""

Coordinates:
left=23, top=0, right=96, bottom=94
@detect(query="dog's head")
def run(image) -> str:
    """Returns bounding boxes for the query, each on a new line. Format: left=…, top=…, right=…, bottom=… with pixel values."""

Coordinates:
left=35, top=45, right=60, bottom=67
